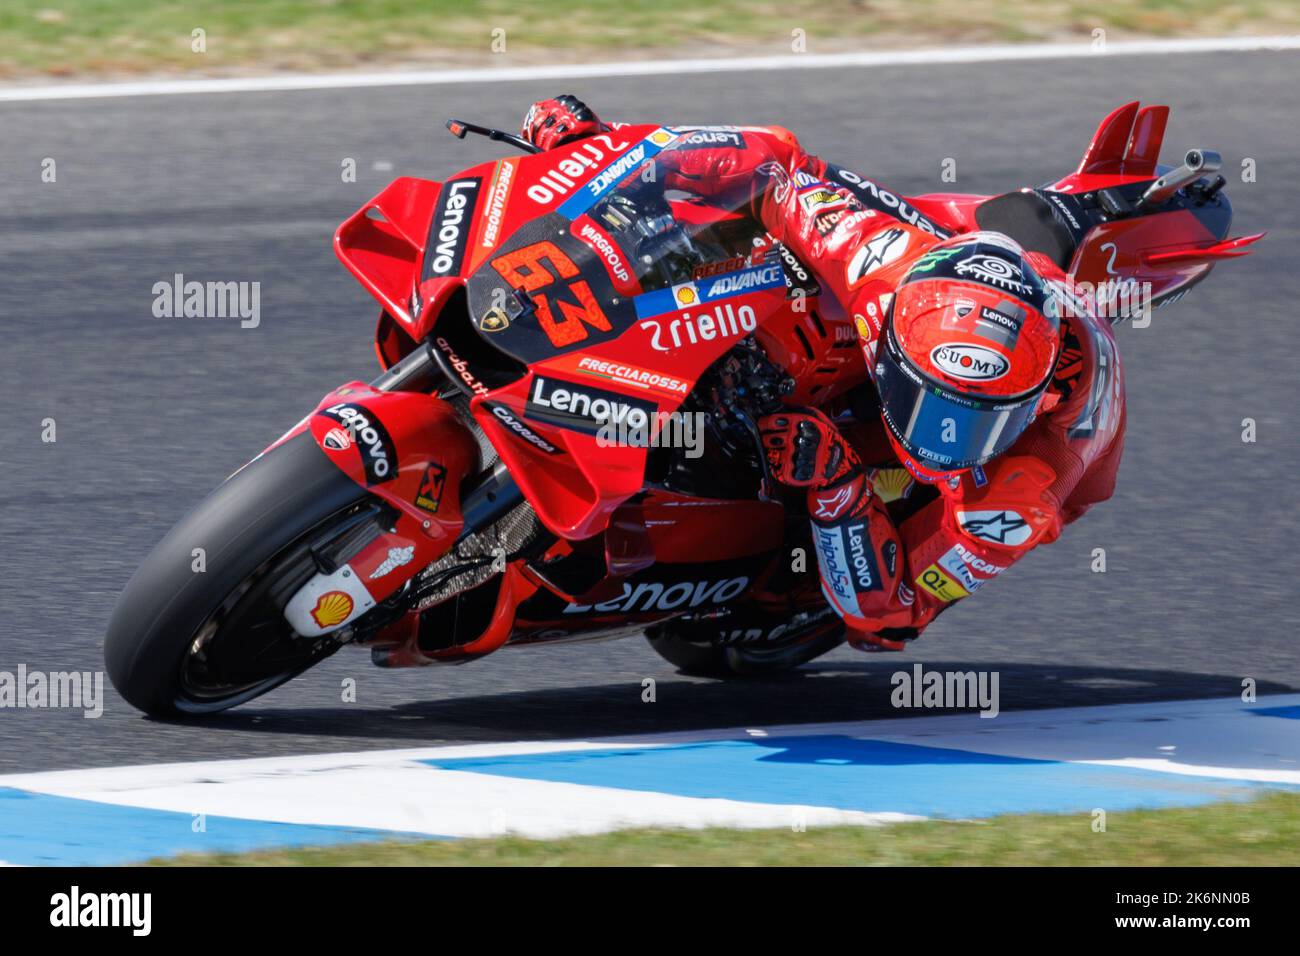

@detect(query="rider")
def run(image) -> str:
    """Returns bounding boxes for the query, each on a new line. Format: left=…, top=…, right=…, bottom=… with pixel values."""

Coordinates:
left=520, top=96, right=1126, bottom=650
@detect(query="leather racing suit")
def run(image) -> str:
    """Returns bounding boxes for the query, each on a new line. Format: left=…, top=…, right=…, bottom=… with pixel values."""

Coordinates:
left=536, top=116, right=1126, bottom=647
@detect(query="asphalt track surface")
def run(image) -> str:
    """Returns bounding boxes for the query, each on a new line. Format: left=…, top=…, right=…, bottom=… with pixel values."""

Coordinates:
left=1, top=49, right=1297, bottom=773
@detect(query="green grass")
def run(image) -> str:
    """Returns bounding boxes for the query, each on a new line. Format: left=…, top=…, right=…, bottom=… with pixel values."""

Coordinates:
left=1, top=0, right=1298, bottom=80
left=150, top=790, right=1300, bottom=866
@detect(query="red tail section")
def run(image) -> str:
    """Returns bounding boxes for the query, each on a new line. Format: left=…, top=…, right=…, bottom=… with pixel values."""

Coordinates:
left=1075, top=101, right=1169, bottom=178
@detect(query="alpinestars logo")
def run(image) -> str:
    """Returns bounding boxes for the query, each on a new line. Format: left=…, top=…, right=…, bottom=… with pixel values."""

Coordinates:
left=846, top=227, right=909, bottom=285
left=956, top=510, right=1032, bottom=546
left=814, top=484, right=855, bottom=520
left=319, top=402, right=396, bottom=485
left=425, top=178, right=481, bottom=278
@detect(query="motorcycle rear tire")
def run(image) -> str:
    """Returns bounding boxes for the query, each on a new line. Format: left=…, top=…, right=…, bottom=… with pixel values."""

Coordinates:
left=644, top=619, right=844, bottom=678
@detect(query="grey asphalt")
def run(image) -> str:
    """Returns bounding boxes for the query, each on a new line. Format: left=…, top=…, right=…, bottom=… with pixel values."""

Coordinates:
left=1, top=49, right=1297, bottom=773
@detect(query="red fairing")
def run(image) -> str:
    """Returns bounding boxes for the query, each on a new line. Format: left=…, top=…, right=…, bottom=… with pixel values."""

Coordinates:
left=336, top=176, right=442, bottom=329
left=306, top=384, right=480, bottom=603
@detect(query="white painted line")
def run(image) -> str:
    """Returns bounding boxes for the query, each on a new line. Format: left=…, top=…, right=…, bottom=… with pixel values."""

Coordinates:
left=1, top=35, right=1298, bottom=103
left=6, top=762, right=917, bottom=838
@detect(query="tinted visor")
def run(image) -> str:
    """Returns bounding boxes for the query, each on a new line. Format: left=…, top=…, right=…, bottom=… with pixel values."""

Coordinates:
left=876, top=329, right=1042, bottom=471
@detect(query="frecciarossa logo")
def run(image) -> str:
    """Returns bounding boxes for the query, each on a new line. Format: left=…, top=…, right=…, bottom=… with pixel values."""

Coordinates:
left=525, top=375, right=657, bottom=437
left=318, top=402, right=396, bottom=485
left=424, top=177, right=481, bottom=279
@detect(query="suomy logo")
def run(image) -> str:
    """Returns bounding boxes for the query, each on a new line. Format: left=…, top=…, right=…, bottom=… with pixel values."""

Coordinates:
left=931, top=343, right=1010, bottom=381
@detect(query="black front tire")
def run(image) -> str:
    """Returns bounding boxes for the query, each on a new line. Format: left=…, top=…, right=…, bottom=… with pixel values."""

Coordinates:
left=104, top=432, right=370, bottom=717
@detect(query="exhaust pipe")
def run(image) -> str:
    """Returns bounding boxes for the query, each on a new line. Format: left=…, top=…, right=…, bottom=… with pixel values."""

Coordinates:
left=1137, top=149, right=1222, bottom=210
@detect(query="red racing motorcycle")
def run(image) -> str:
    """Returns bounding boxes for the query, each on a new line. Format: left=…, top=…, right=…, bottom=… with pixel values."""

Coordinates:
left=105, top=102, right=1260, bottom=715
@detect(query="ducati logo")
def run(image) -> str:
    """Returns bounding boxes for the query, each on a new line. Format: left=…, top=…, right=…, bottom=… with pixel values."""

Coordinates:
left=322, top=427, right=351, bottom=451
left=319, top=402, right=395, bottom=485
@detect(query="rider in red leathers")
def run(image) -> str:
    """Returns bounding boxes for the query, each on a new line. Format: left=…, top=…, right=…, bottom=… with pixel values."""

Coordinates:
left=521, top=96, right=1126, bottom=651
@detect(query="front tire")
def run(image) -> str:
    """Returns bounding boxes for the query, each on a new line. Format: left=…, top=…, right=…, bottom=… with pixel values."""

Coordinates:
left=104, top=432, right=371, bottom=716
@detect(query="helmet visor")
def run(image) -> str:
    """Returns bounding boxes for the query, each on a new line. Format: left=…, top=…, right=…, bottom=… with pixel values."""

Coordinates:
left=876, top=330, right=1042, bottom=471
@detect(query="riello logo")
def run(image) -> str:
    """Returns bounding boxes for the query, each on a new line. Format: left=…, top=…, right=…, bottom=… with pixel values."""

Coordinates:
left=930, top=342, right=1009, bottom=381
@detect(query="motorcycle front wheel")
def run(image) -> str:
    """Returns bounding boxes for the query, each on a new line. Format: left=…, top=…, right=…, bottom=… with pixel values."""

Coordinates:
left=104, top=431, right=372, bottom=717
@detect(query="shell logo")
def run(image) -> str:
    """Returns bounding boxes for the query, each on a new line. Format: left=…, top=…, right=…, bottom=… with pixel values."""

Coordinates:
left=675, top=286, right=697, bottom=306
left=649, top=130, right=674, bottom=146
left=310, top=590, right=355, bottom=628
left=872, top=467, right=914, bottom=504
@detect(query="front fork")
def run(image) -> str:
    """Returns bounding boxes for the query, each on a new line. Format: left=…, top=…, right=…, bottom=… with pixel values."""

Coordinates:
left=374, top=340, right=524, bottom=536
left=281, top=341, right=522, bottom=639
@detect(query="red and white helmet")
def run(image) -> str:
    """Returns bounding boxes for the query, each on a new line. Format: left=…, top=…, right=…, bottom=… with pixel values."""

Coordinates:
left=874, top=233, right=1062, bottom=481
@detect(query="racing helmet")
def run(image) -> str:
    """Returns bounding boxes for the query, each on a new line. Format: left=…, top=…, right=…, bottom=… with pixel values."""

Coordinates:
left=875, top=233, right=1062, bottom=481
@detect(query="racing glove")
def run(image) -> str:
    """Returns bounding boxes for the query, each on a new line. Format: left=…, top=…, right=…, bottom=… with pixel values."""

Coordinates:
left=758, top=408, right=861, bottom=490
left=521, top=95, right=605, bottom=151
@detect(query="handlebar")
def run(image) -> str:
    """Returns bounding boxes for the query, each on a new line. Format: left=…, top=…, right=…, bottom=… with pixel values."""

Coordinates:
left=445, top=118, right=541, bottom=155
